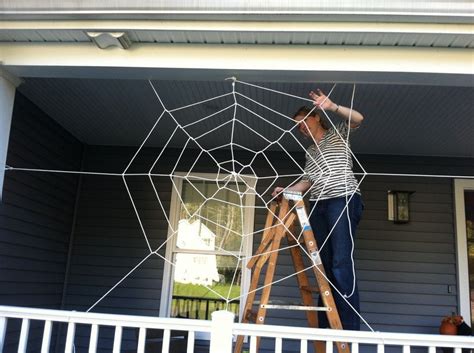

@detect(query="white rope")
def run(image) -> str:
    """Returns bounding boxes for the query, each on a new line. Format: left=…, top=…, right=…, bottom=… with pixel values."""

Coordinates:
left=6, top=166, right=474, bottom=180
left=122, top=174, right=153, bottom=253
left=235, top=79, right=314, bottom=103
left=7, top=77, right=473, bottom=334
left=345, top=83, right=357, bottom=298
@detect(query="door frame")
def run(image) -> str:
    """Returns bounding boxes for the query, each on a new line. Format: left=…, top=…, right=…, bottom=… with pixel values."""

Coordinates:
left=454, top=179, right=474, bottom=322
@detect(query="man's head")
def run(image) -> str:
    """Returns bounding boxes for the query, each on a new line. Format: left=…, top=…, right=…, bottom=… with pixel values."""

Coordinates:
left=293, top=106, right=328, bottom=138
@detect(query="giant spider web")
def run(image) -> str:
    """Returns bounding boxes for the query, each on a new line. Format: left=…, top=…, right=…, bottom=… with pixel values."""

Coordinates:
left=7, top=77, right=375, bottom=331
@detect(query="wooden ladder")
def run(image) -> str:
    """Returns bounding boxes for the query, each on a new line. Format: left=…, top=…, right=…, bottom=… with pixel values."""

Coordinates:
left=234, top=196, right=350, bottom=353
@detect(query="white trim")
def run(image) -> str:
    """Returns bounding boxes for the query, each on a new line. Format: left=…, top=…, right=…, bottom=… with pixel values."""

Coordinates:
left=240, top=176, right=256, bottom=325
left=158, top=175, right=182, bottom=317
left=159, top=172, right=256, bottom=330
left=1, top=20, right=472, bottom=35
left=1, top=43, right=473, bottom=86
left=0, top=75, right=16, bottom=201
left=454, top=179, right=474, bottom=323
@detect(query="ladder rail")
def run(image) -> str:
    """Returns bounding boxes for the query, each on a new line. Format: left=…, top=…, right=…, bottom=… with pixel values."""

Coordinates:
left=234, top=198, right=351, bottom=353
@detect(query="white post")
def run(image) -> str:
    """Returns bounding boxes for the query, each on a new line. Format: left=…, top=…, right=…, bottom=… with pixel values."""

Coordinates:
left=88, top=324, right=99, bottom=353
left=209, top=310, right=234, bottom=353
left=18, top=318, right=30, bottom=353
left=137, top=327, right=146, bottom=353
left=0, top=69, right=21, bottom=201
left=64, top=322, right=76, bottom=353
left=40, top=320, right=52, bottom=353
left=112, top=326, right=122, bottom=353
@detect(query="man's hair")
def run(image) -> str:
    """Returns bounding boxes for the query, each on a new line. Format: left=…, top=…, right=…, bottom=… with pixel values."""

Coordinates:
left=293, top=106, right=329, bottom=130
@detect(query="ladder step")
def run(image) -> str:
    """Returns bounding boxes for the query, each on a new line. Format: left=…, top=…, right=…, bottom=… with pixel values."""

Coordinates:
left=260, top=304, right=329, bottom=312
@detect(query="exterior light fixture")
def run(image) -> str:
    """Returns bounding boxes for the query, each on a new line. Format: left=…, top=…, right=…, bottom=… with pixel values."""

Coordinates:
left=86, top=32, right=132, bottom=49
left=387, top=190, right=414, bottom=223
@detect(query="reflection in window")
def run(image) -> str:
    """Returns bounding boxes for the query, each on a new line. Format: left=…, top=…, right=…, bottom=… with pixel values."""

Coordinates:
left=170, top=179, right=247, bottom=320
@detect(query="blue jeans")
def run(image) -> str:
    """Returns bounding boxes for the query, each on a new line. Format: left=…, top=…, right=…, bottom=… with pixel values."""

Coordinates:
left=309, top=194, right=363, bottom=331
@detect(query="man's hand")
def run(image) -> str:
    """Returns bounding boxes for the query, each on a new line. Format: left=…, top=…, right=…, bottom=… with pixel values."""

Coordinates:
left=271, top=187, right=285, bottom=200
left=309, top=89, right=336, bottom=112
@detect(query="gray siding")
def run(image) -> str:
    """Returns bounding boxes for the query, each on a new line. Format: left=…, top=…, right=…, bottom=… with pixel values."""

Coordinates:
left=2, top=94, right=473, bottom=350
left=0, top=93, right=83, bottom=352
left=64, top=145, right=473, bottom=352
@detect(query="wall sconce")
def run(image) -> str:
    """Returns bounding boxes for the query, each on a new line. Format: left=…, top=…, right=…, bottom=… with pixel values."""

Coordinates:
left=388, top=190, right=414, bottom=223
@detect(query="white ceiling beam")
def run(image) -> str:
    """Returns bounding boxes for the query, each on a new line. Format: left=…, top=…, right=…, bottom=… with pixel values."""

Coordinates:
left=1, top=42, right=472, bottom=86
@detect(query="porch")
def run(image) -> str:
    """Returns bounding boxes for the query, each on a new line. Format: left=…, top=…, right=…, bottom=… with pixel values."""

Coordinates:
left=1, top=305, right=473, bottom=353
left=1, top=3, right=474, bottom=353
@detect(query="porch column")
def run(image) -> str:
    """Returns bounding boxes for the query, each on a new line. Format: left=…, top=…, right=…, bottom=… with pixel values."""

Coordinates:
left=0, top=69, right=20, bottom=201
left=210, top=310, right=234, bottom=353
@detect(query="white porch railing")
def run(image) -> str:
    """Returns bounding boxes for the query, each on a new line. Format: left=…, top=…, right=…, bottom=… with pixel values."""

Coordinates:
left=1, top=305, right=474, bottom=353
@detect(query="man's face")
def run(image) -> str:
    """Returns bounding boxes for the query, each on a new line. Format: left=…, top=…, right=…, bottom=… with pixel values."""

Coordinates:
left=295, top=114, right=315, bottom=138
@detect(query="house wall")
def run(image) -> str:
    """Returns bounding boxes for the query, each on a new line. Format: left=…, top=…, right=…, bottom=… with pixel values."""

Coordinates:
left=63, top=144, right=474, bottom=352
left=0, top=93, right=83, bottom=352
left=1, top=91, right=472, bottom=350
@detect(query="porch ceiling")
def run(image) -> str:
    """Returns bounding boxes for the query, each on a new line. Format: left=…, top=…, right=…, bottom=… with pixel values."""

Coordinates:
left=17, top=77, right=474, bottom=158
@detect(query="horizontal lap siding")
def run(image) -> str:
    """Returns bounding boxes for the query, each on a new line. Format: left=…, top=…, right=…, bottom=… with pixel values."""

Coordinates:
left=65, top=145, right=473, bottom=352
left=5, top=94, right=473, bottom=352
left=355, top=155, right=473, bottom=334
left=0, top=93, right=82, bottom=353
left=65, top=147, right=175, bottom=352
left=252, top=155, right=473, bottom=353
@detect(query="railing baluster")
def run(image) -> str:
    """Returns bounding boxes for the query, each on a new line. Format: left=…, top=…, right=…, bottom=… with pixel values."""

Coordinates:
left=64, top=322, right=76, bottom=353
left=300, top=339, right=307, bottom=353
left=275, top=337, right=282, bottom=353
left=352, top=342, right=359, bottom=353
left=0, top=317, right=7, bottom=353
left=249, top=336, right=257, bottom=353
left=428, top=347, right=436, bottom=353
left=40, top=320, right=52, bottom=353
left=377, top=343, right=384, bottom=353
left=162, top=329, right=170, bottom=353
left=454, top=348, right=462, bottom=353
left=88, top=324, right=99, bottom=353
left=205, top=300, right=210, bottom=320
left=402, top=345, right=410, bottom=353
left=137, top=327, right=146, bottom=353
left=17, top=318, right=30, bottom=353
left=112, top=326, right=122, bottom=353
left=325, top=340, right=334, bottom=353
left=186, top=330, right=195, bottom=353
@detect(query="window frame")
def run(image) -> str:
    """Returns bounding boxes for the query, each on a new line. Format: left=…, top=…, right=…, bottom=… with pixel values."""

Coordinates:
left=159, top=172, right=256, bottom=323
left=454, top=179, right=474, bottom=323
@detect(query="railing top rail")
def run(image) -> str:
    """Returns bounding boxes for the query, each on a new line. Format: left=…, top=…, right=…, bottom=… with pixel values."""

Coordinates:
left=233, top=323, right=474, bottom=348
left=0, top=305, right=211, bottom=332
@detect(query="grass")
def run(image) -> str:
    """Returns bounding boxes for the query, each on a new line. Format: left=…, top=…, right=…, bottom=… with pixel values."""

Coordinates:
left=172, top=282, right=241, bottom=320
left=173, top=282, right=241, bottom=299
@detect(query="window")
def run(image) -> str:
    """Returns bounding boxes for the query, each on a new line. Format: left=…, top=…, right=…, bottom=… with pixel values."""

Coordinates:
left=455, top=179, right=474, bottom=326
left=160, top=173, right=255, bottom=324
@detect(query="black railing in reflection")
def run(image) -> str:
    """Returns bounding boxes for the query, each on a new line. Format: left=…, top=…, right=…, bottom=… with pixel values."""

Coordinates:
left=171, top=296, right=240, bottom=320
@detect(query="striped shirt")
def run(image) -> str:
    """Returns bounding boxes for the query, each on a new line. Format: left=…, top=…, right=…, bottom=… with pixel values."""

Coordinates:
left=302, top=122, right=360, bottom=201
